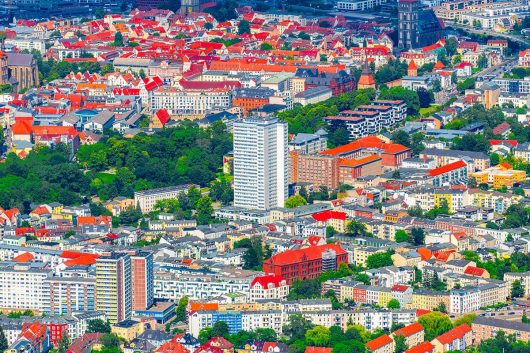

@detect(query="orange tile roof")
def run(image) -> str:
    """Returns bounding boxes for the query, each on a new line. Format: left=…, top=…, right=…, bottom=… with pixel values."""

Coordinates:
left=366, top=334, right=393, bottom=351
left=264, top=244, right=347, bottom=266
left=434, top=324, right=471, bottom=345
left=322, top=135, right=409, bottom=156
left=13, top=252, right=34, bottom=263
left=393, top=323, right=424, bottom=337
left=339, top=154, right=381, bottom=167
left=428, top=160, right=467, bottom=177
left=405, top=342, right=434, bottom=353
left=189, top=302, right=219, bottom=311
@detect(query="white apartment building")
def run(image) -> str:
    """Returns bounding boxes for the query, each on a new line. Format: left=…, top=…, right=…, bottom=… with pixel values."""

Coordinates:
left=248, top=276, right=289, bottom=302
left=233, top=118, right=288, bottom=210
left=336, top=0, right=388, bottom=11
left=5, top=39, right=46, bottom=54
left=450, top=287, right=481, bottom=314
left=134, top=185, right=194, bottom=213
left=153, top=272, right=252, bottom=300
left=149, top=87, right=231, bottom=115
left=43, top=275, right=96, bottom=316
left=0, top=263, right=50, bottom=313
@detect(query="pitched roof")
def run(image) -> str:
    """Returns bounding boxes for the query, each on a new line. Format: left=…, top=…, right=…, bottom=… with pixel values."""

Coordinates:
left=463, top=266, right=486, bottom=277
left=366, top=334, right=393, bottom=351
left=404, top=342, right=434, bottom=353
left=434, top=324, right=471, bottom=345
left=322, top=135, right=409, bottom=157
left=427, top=160, right=467, bottom=177
left=13, top=252, right=34, bottom=263
left=393, top=323, right=424, bottom=337
left=251, top=274, right=286, bottom=288
left=311, top=210, right=347, bottom=222
left=264, top=244, right=347, bottom=266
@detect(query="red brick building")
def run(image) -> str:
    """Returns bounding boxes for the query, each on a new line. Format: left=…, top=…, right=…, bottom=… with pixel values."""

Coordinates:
left=321, top=136, right=411, bottom=167
left=263, top=244, right=348, bottom=284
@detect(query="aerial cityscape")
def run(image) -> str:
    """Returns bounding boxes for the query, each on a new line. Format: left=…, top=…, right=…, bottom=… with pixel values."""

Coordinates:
left=0, top=0, right=530, bottom=353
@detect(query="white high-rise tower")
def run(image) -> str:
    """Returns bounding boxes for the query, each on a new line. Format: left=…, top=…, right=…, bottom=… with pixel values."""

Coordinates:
left=233, top=118, right=288, bottom=210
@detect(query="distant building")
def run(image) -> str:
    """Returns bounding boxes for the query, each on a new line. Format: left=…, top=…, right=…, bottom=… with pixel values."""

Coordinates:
left=131, top=251, right=154, bottom=312
left=134, top=185, right=195, bottom=213
left=95, top=253, right=132, bottom=324
left=233, top=118, right=288, bottom=210
left=263, top=244, right=348, bottom=283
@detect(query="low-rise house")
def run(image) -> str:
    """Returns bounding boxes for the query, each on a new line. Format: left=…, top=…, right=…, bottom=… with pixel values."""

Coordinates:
left=431, top=324, right=472, bottom=353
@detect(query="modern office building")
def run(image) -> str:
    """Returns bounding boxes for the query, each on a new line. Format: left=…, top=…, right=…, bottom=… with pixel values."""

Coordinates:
left=130, top=251, right=154, bottom=312
left=233, top=118, right=288, bottom=210
left=95, top=252, right=132, bottom=324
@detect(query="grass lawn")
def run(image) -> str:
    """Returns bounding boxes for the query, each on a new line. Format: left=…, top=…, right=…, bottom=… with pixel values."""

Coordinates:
left=472, top=68, right=482, bottom=73
left=97, top=172, right=116, bottom=184
left=420, top=105, right=441, bottom=117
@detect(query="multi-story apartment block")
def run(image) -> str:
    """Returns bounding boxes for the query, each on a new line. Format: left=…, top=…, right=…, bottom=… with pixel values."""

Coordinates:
left=366, top=334, right=394, bottom=353
left=0, top=263, right=49, bottom=313
left=149, top=87, right=231, bottom=115
left=154, top=273, right=253, bottom=300
left=450, top=287, right=480, bottom=314
left=233, top=118, right=288, bottom=210
left=43, top=275, right=96, bottom=316
left=504, top=271, right=530, bottom=297
left=134, top=185, right=194, bottom=213
left=472, top=317, right=530, bottom=344
left=248, top=275, right=289, bottom=302
left=95, top=252, right=132, bottom=324
left=428, top=160, right=468, bottom=187
left=130, top=251, right=154, bottom=312
left=263, top=244, right=348, bottom=284
left=392, top=322, right=424, bottom=348
left=431, top=324, right=472, bottom=353
left=288, top=131, right=328, bottom=155
left=290, top=152, right=340, bottom=189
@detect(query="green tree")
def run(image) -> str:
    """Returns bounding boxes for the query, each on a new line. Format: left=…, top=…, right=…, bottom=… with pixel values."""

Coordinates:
left=255, top=328, right=277, bottom=342
left=238, top=20, right=251, bottom=34
left=195, top=196, right=213, bottom=225
left=176, top=295, right=189, bottom=322
left=212, top=321, right=229, bottom=337
left=418, top=311, right=453, bottom=341
left=453, top=313, right=476, bottom=327
left=260, top=43, right=273, bottom=50
left=305, top=326, right=331, bottom=346
left=0, top=326, right=8, bottom=352
left=198, top=327, right=213, bottom=344
left=326, top=226, right=336, bottom=238
left=288, top=279, right=321, bottom=300
left=411, top=228, right=425, bottom=245
left=87, top=319, right=111, bottom=333
left=394, top=334, right=408, bottom=353
left=379, top=87, right=420, bottom=115
left=283, top=314, right=313, bottom=341
left=445, top=37, right=458, bottom=57
left=57, top=332, right=70, bottom=353
left=285, top=195, right=308, bottom=208
left=511, top=279, right=525, bottom=298
left=346, top=220, right=368, bottom=237
left=355, top=273, right=371, bottom=285
left=366, top=251, right=394, bottom=269
left=395, top=230, right=411, bottom=243
left=113, top=32, right=124, bottom=46
left=387, top=299, right=401, bottom=309
left=477, top=53, right=488, bottom=69
left=101, top=334, right=120, bottom=348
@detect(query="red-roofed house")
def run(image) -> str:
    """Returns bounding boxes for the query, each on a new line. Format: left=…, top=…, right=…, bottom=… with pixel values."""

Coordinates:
left=404, top=342, right=434, bottom=353
left=392, top=323, right=424, bottom=347
left=68, top=333, right=103, bottom=353
left=311, top=210, right=348, bottom=232
left=156, top=337, right=191, bottom=353
left=262, top=244, right=348, bottom=283
left=427, top=160, right=467, bottom=187
left=249, top=274, right=289, bottom=301
left=366, top=334, right=394, bottom=353
left=431, top=324, right=472, bottom=353
left=463, top=266, right=489, bottom=278
left=305, top=348, right=332, bottom=353
left=519, top=49, right=530, bottom=67
left=391, top=284, right=413, bottom=307
left=492, top=121, right=511, bottom=138
left=152, top=109, right=171, bottom=128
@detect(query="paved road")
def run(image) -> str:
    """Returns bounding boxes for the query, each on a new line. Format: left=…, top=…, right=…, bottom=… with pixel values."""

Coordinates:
left=446, top=24, right=530, bottom=48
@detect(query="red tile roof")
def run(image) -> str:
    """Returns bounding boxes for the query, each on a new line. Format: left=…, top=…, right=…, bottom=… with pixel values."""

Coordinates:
left=322, top=135, right=409, bottom=157
left=427, top=160, right=467, bottom=177
left=463, top=266, right=486, bottom=277
left=305, top=348, right=332, bottom=353
left=434, top=324, right=471, bottom=345
left=391, top=284, right=410, bottom=292
left=251, top=274, right=286, bottom=288
left=264, top=244, right=347, bottom=266
left=404, top=342, right=434, bottom=353
left=366, top=334, right=393, bottom=351
left=13, top=252, right=34, bottom=263
left=393, top=323, right=424, bottom=337
left=311, top=210, right=347, bottom=222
